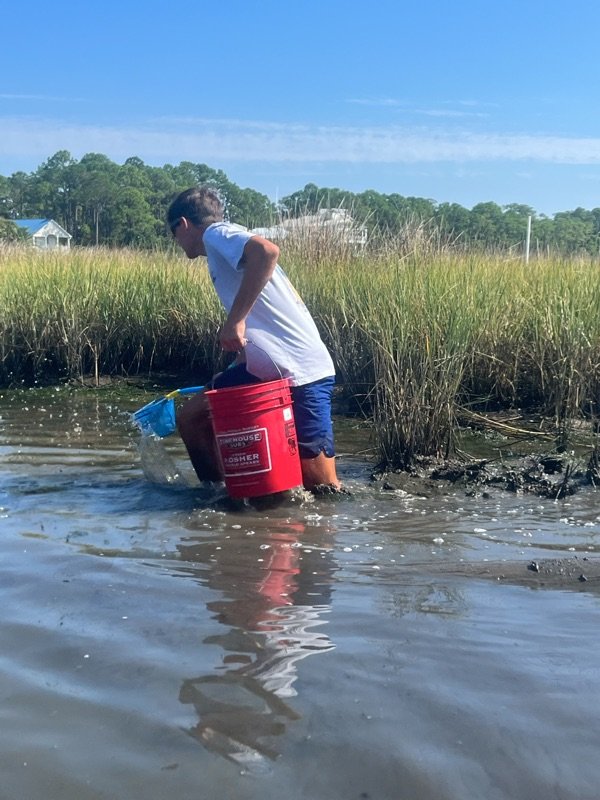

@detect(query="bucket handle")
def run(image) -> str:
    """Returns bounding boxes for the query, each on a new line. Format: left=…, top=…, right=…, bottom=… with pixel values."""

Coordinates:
left=245, top=338, right=285, bottom=381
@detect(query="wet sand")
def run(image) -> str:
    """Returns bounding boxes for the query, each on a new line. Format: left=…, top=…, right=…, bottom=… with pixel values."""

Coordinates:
left=406, top=555, right=600, bottom=592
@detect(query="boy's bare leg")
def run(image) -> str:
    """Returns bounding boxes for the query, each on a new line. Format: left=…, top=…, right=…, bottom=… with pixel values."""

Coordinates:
left=177, top=393, right=223, bottom=482
left=300, top=453, right=341, bottom=491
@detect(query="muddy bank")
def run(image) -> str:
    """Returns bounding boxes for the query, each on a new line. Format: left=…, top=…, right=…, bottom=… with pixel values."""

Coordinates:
left=375, top=450, right=600, bottom=499
left=408, top=556, right=600, bottom=594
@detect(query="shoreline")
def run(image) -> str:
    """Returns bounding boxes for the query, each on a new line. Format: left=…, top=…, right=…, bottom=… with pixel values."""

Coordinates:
left=403, top=555, right=600, bottom=594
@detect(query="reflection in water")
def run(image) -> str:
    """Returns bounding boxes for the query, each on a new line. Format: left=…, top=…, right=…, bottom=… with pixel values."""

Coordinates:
left=176, top=523, right=336, bottom=769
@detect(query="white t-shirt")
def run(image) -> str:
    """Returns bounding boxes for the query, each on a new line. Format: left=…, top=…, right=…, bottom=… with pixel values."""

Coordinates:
left=202, top=222, right=335, bottom=386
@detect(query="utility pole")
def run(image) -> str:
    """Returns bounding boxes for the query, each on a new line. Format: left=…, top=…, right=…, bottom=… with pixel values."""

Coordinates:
left=524, top=215, right=532, bottom=264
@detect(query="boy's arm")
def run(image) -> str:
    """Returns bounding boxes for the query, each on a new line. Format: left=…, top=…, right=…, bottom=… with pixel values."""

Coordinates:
left=219, top=236, right=279, bottom=352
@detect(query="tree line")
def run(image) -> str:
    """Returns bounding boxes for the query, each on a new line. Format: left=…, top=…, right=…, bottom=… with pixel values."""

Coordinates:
left=1, top=150, right=599, bottom=255
left=0, top=152, right=273, bottom=248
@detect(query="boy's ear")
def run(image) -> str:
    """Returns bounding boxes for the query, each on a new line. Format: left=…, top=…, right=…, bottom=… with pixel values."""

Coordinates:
left=181, top=217, right=205, bottom=234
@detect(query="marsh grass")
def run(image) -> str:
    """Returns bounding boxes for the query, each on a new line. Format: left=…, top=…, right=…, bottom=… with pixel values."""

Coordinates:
left=0, top=246, right=224, bottom=385
left=286, top=247, right=600, bottom=467
left=2, top=242, right=600, bottom=467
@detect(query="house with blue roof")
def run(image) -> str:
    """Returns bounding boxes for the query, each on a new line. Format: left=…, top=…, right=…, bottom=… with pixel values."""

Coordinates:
left=13, top=219, right=72, bottom=249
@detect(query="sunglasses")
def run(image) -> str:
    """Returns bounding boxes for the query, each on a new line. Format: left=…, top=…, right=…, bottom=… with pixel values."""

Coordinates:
left=169, top=218, right=182, bottom=236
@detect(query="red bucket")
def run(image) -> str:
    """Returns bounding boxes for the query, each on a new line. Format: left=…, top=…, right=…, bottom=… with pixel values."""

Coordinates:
left=205, top=378, right=303, bottom=498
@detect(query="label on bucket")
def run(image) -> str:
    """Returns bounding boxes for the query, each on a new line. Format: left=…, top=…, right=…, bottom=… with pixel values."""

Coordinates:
left=216, top=427, right=272, bottom=477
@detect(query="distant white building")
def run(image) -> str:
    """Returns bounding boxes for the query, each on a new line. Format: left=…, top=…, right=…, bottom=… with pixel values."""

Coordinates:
left=13, top=219, right=72, bottom=249
left=252, top=208, right=368, bottom=248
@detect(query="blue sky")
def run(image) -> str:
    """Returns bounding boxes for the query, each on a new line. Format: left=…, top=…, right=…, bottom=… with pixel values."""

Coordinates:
left=2, top=0, right=599, bottom=215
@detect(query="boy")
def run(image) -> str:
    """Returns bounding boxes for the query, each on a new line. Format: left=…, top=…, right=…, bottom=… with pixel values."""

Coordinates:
left=167, top=186, right=340, bottom=491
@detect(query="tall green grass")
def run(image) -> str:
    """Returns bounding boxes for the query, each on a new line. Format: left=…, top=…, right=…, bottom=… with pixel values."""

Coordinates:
left=2, top=243, right=600, bottom=467
left=284, top=244, right=600, bottom=467
left=0, top=246, right=223, bottom=385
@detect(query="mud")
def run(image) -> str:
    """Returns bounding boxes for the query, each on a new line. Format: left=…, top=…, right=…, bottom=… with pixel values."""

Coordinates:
left=405, top=556, right=600, bottom=594
left=376, top=450, right=600, bottom=499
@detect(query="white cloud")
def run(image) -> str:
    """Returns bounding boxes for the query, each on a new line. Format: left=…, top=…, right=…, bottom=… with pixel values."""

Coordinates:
left=347, top=97, right=498, bottom=112
left=0, top=94, right=86, bottom=102
left=2, top=115, right=600, bottom=166
left=414, top=109, right=490, bottom=119
left=346, top=97, right=406, bottom=107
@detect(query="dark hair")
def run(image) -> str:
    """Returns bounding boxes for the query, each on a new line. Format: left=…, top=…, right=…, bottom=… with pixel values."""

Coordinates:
left=167, top=186, right=224, bottom=228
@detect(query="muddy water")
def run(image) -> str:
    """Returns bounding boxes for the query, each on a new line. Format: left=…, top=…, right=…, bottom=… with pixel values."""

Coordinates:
left=1, top=386, right=600, bottom=800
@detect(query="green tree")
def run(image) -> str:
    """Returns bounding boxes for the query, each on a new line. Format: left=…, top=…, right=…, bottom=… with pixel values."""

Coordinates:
left=0, top=218, right=27, bottom=242
left=30, top=151, right=78, bottom=230
left=354, top=189, right=393, bottom=231
left=5, top=151, right=600, bottom=255
left=8, top=172, right=32, bottom=218
left=74, top=154, right=120, bottom=245
left=110, top=186, right=158, bottom=246
left=120, top=156, right=152, bottom=189
left=222, top=183, right=274, bottom=227
left=468, top=202, right=505, bottom=247
left=435, top=202, right=471, bottom=245
left=145, top=166, right=179, bottom=243
left=0, top=175, right=12, bottom=217
left=502, top=204, right=536, bottom=250
left=282, top=183, right=354, bottom=216
left=550, top=209, right=595, bottom=253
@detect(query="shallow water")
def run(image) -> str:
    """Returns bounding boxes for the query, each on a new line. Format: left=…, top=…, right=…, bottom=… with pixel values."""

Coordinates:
left=1, top=386, right=600, bottom=799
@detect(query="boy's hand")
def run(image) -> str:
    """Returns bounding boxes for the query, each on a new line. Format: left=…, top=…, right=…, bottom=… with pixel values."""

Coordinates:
left=220, top=319, right=247, bottom=352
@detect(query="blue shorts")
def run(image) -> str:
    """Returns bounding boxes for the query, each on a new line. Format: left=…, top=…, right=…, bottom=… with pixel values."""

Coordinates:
left=212, top=366, right=335, bottom=459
